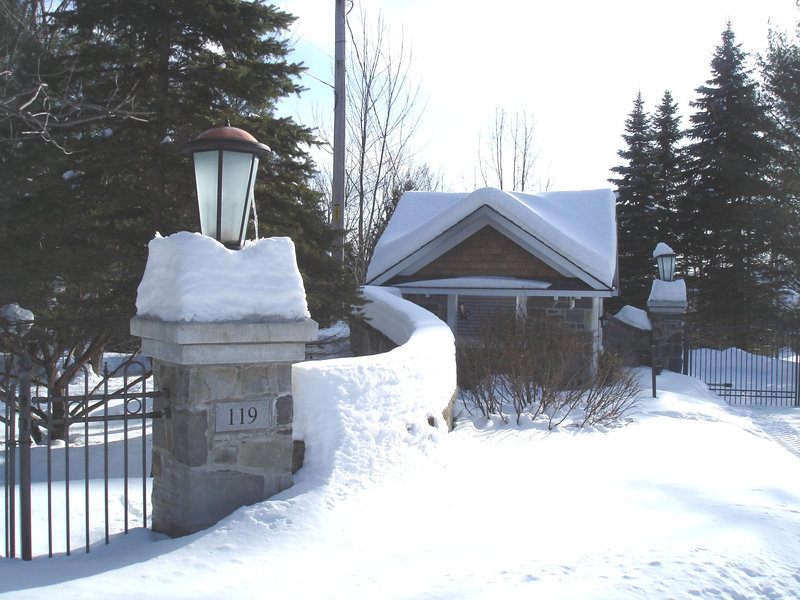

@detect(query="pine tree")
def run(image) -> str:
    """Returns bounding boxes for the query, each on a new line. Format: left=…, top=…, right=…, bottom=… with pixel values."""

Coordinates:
left=681, top=24, right=780, bottom=325
left=609, top=92, right=659, bottom=307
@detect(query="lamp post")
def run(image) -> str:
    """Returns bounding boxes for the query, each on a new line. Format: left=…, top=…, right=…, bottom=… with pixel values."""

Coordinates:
left=653, top=243, right=676, bottom=282
left=183, top=123, right=270, bottom=249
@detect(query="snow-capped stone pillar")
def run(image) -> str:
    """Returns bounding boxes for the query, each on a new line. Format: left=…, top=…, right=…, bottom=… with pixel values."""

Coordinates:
left=130, top=233, right=317, bottom=537
left=647, top=279, right=687, bottom=373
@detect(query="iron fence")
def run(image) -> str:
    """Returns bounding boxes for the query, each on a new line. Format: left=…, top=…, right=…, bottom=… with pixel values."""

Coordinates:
left=2, top=353, right=164, bottom=560
left=684, top=324, right=800, bottom=407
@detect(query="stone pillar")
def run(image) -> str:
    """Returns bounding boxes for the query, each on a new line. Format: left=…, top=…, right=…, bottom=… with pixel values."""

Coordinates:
left=647, top=279, right=688, bottom=373
left=131, top=317, right=317, bottom=537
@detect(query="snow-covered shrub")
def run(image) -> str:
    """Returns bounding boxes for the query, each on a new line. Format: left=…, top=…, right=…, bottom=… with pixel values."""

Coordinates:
left=457, top=312, right=640, bottom=427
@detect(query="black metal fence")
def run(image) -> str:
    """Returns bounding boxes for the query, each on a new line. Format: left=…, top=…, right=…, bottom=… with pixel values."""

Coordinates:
left=684, top=324, right=800, bottom=407
left=2, top=353, right=164, bottom=560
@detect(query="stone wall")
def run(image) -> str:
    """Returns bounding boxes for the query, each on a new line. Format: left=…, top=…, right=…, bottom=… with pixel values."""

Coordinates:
left=349, top=318, right=398, bottom=356
left=603, top=317, right=652, bottom=367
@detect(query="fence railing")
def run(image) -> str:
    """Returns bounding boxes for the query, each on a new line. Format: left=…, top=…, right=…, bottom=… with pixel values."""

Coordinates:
left=2, top=353, right=164, bottom=560
left=684, top=324, right=800, bottom=407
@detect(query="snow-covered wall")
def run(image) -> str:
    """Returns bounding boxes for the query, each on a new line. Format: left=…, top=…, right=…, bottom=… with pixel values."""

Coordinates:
left=292, top=286, right=457, bottom=485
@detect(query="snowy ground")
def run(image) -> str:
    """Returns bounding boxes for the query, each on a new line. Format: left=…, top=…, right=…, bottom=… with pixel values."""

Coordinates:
left=2, top=367, right=799, bottom=599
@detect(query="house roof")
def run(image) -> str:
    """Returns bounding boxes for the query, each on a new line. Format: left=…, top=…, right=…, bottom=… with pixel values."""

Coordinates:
left=366, top=187, right=618, bottom=290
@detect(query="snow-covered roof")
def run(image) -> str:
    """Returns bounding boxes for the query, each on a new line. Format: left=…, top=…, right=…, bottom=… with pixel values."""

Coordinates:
left=366, top=187, right=617, bottom=289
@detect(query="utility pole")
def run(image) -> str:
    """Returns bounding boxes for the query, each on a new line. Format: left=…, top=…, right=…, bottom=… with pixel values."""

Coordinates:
left=332, top=0, right=346, bottom=263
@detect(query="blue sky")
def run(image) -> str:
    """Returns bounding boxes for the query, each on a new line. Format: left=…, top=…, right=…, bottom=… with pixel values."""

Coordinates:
left=276, top=0, right=799, bottom=191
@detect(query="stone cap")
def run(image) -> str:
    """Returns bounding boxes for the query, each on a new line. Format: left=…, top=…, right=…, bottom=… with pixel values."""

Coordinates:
left=131, top=316, right=318, bottom=345
left=131, top=316, right=318, bottom=365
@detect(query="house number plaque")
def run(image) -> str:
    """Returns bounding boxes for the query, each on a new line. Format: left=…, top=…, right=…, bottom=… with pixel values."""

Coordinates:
left=215, top=400, right=270, bottom=432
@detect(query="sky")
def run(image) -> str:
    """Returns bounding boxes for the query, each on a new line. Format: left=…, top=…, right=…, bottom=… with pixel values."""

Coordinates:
left=275, top=0, right=800, bottom=192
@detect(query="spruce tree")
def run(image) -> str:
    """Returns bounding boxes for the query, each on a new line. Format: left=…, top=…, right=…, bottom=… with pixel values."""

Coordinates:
left=681, top=24, right=780, bottom=326
left=762, top=25, right=800, bottom=311
left=1, top=1, right=355, bottom=399
left=651, top=90, right=685, bottom=246
left=609, top=92, right=659, bottom=308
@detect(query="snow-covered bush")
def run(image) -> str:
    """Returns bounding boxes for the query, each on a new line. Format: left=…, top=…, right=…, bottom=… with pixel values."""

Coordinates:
left=457, top=312, right=640, bottom=427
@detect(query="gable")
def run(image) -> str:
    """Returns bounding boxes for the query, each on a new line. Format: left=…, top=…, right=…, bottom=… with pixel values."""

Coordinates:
left=387, top=226, right=562, bottom=283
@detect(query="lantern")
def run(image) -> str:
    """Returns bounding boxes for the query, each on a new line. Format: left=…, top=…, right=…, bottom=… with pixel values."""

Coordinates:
left=183, top=123, right=270, bottom=249
left=653, top=243, right=676, bottom=282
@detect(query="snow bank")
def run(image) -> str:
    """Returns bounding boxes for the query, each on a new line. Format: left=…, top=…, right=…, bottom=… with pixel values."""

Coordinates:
left=292, top=286, right=457, bottom=487
left=135, top=232, right=309, bottom=322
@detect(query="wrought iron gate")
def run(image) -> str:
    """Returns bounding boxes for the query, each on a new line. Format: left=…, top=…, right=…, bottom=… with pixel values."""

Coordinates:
left=2, top=353, right=164, bottom=560
left=684, top=324, right=800, bottom=407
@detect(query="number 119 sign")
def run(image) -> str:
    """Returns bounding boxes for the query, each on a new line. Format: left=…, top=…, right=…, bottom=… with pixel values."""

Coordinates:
left=215, top=400, right=270, bottom=432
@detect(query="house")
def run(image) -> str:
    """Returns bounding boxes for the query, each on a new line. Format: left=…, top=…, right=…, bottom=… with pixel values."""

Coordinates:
left=365, top=187, right=618, bottom=353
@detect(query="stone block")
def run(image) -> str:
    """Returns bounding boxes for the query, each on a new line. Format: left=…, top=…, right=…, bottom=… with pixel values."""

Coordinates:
left=276, top=395, right=293, bottom=425
left=171, top=409, right=208, bottom=467
left=188, top=365, right=240, bottom=404
left=212, top=445, right=238, bottom=465
left=242, top=365, right=276, bottom=396
left=238, top=438, right=293, bottom=471
left=157, top=469, right=267, bottom=537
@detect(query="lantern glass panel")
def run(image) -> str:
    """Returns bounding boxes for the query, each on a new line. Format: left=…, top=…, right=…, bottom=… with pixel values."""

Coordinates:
left=192, top=150, right=219, bottom=237
left=656, top=254, right=675, bottom=282
left=220, top=150, right=258, bottom=245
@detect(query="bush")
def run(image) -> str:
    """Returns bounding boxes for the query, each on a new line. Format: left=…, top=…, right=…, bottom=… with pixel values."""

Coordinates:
left=457, top=312, right=640, bottom=428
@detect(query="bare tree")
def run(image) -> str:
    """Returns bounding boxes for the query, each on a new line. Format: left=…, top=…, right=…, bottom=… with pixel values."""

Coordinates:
left=478, top=108, right=544, bottom=192
left=1, top=0, right=147, bottom=149
left=317, top=4, right=437, bottom=283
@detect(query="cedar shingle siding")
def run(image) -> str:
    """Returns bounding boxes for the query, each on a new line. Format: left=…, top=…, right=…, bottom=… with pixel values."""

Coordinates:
left=413, top=226, right=559, bottom=280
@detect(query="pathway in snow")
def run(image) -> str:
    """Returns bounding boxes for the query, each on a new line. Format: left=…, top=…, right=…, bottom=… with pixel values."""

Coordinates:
left=730, top=405, right=800, bottom=459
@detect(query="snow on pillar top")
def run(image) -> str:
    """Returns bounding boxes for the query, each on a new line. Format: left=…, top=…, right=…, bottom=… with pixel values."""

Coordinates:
left=135, top=231, right=310, bottom=322
left=648, top=279, right=687, bottom=313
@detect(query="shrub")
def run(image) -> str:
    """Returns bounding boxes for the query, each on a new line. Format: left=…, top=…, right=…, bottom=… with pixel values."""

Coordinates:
left=457, top=311, right=640, bottom=427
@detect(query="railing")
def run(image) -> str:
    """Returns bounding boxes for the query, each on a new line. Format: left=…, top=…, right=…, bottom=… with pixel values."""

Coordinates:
left=684, top=324, right=800, bottom=407
left=2, top=353, right=164, bottom=560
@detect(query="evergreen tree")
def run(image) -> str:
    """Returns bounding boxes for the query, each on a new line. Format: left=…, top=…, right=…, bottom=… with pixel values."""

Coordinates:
left=609, top=92, right=659, bottom=307
left=762, top=24, right=800, bottom=311
left=651, top=90, right=685, bottom=246
left=1, top=1, right=355, bottom=399
left=681, top=24, right=780, bottom=325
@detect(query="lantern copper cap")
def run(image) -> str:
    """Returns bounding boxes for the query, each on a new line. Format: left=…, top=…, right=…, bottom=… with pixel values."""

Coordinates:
left=183, top=123, right=270, bottom=158
left=196, top=125, right=259, bottom=142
